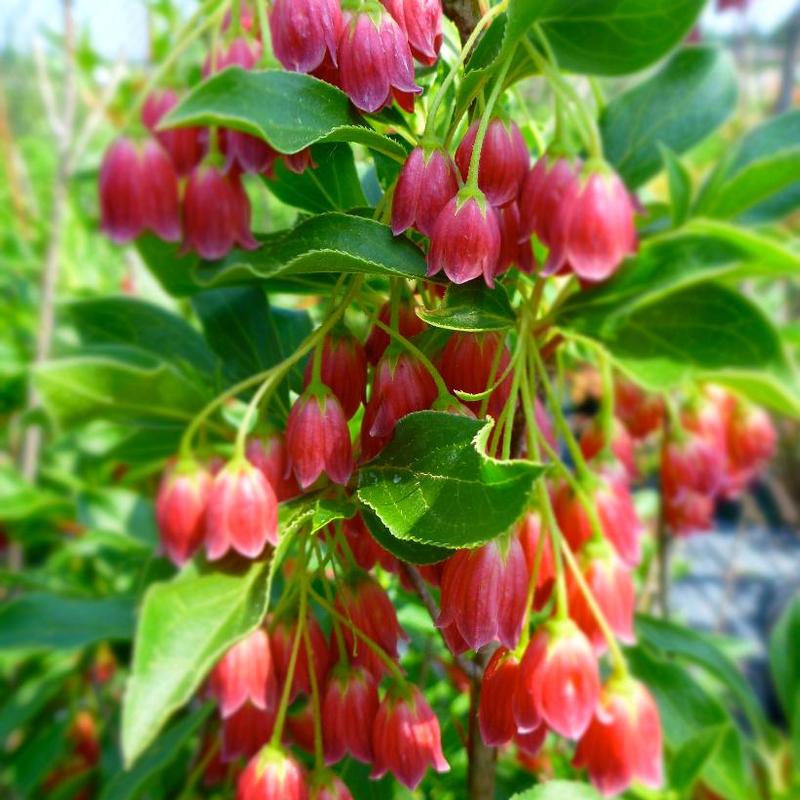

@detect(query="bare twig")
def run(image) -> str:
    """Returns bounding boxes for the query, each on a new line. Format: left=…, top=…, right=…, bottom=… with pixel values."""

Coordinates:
left=467, top=647, right=497, bottom=800
left=443, top=0, right=484, bottom=45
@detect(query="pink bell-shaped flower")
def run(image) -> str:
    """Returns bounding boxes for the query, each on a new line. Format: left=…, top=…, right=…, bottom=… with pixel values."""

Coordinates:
left=428, top=190, right=501, bottom=286
left=205, top=458, right=278, bottom=560
left=237, top=745, right=308, bottom=800
left=141, top=88, right=205, bottom=176
left=455, top=118, right=529, bottom=208
left=614, top=376, right=665, bottom=439
left=270, top=615, right=332, bottom=702
left=478, top=647, right=521, bottom=747
left=391, top=147, right=459, bottom=237
left=139, top=139, right=182, bottom=242
left=371, top=683, right=449, bottom=789
left=223, top=703, right=275, bottom=762
left=246, top=432, right=300, bottom=501
left=99, top=137, right=145, bottom=244
left=322, top=664, right=380, bottom=765
left=269, top=0, right=343, bottom=74
left=364, top=299, right=426, bottom=365
left=285, top=388, right=354, bottom=489
left=302, top=330, right=367, bottom=420
left=381, top=0, right=443, bottom=65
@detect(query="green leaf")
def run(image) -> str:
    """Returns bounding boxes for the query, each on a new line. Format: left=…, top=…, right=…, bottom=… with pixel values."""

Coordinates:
left=138, top=214, right=427, bottom=297
left=121, top=501, right=305, bottom=766
left=698, top=110, right=800, bottom=222
left=67, top=297, right=218, bottom=377
left=510, top=781, right=601, bottom=800
left=561, top=282, right=800, bottom=417
left=417, top=283, right=515, bottom=332
left=0, top=593, right=136, bottom=650
left=100, top=705, right=211, bottom=799
left=0, top=464, right=71, bottom=523
left=669, top=726, right=725, bottom=795
left=660, top=145, right=693, bottom=226
left=163, top=68, right=405, bottom=160
left=34, top=349, right=211, bottom=429
left=361, top=508, right=451, bottom=565
left=769, top=596, right=800, bottom=724
left=357, top=412, right=545, bottom=549
left=601, top=47, right=737, bottom=188
left=266, top=142, right=366, bottom=213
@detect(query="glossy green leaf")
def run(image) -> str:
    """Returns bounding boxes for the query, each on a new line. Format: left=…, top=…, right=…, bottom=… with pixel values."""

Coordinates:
left=769, top=596, right=800, bottom=724
left=563, top=282, right=800, bottom=417
left=698, top=110, right=800, bottom=222
left=67, top=297, right=217, bottom=377
left=266, top=142, right=366, bottom=213
left=660, top=144, right=693, bottom=226
left=669, top=726, right=725, bottom=795
left=101, top=705, right=211, bottom=799
left=357, top=412, right=545, bottom=549
left=417, top=283, right=515, bottom=332
left=121, top=501, right=305, bottom=766
left=0, top=464, right=71, bottom=523
left=510, top=781, right=601, bottom=800
left=0, top=593, right=135, bottom=650
left=601, top=47, right=737, bottom=188
left=34, top=348, right=211, bottom=430
left=163, top=68, right=405, bottom=160
left=138, top=214, right=427, bottom=297
left=361, top=508, right=452, bottom=565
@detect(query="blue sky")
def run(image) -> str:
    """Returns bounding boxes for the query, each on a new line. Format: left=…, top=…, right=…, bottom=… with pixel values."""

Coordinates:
left=2, top=0, right=798, bottom=59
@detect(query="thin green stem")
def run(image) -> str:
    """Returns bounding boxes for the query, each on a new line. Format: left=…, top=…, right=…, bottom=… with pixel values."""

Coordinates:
left=597, top=345, right=615, bottom=460
left=303, top=618, right=325, bottom=770
left=537, top=481, right=568, bottom=619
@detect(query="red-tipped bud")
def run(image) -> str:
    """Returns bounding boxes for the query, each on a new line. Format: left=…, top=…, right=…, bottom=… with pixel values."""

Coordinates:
left=362, top=351, right=437, bottom=445
left=182, top=165, right=259, bottom=260
left=573, top=678, right=663, bottom=797
left=286, top=389, right=354, bottom=489
left=391, top=147, right=459, bottom=237
left=567, top=542, right=635, bottom=654
left=141, top=89, right=204, bottom=176
left=271, top=615, right=332, bottom=702
left=155, top=460, right=211, bottom=566
left=371, top=684, right=449, bottom=789
left=428, top=192, right=501, bottom=286
left=246, top=432, right=301, bottom=501
left=580, top=418, right=638, bottom=482
left=514, top=620, right=600, bottom=740
left=478, top=648, right=520, bottom=747
left=205, top=459, right=278, bottom=560
left=303, top=331, right=367, bottom=419
left=322, top=664, right=379, bottom=764
left=364, top=299, right=426, bottom=365
left=615, top=377, right=664, bottom=439
left=438, top=332, right=512, bottom=420
left=547, top=170, right=637, bottom=282
left=455, top=119, right=529, bottom=208
left=438, top=535, right=529, bottom=652
left=553, top=472, right=643, bottom=567
left=381, top=0, right=443, bottom=65
left=337, top=11, right=421, bottom=113
left=223, top=703, right=275, bottom=762
left=335, top=575, right=406, bottom=679
left=269, top=0, right=343, bottom=74
left=237, top=746, right=308, bottom=800
left=209, top=629, right=277, bottom=718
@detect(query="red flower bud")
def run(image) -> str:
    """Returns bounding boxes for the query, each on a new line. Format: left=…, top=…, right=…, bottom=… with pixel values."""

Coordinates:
left=335, top=575, right=406, bottom=679
left=548, top=170, right=637, bottom=282
left=205, top=459, right=278, bottom=560
left=517, top=512, right=555, bottom=592
left=580, top=418, right=638, bottom=482
left=227, top=131, right=280, bottom=176
left=573, top=678, right=663, bottom=797
left=567, top=543, right=635, bottom=654
left=322, top=664, right=379, bottom=764
left=438, top=332, right=512, bottom=420
left=381, top=0, right=443, bottom=65
left=140, top=139, right=182, bottom=242
left=478, top=647, right=520, bottom=747
left=155, top=460, right=212, bottom=566
left=337, top=11, right=421, bottom=114
left=371, top=684, right=449, bottom=789
left=238, top=746, right=308, bottom=800
left=246, top=432, right=301, bottom=501
left=182, top=165, right=259, bottom=260
left=271, top=615, right=332, bottom=702
left=514, top=621, right=600, bottom=740
left=553, top=472, right=643, bottom=567
left=428, top=192, right=501, bottom=286
left=209, top=629, right=277, bottom=718
left=303, top=331, right=367, bottom=419
left=614, top=377, right=664, bottom=439
left=455, top=118, right=529, bottom=208
left=391, top=147, right=459, bottom=237
left=364, top=299, right=426, bottom=365
left=141, top=89, right=205, bottom=176
left=286, top=389, right=354, bottom=489
left=661, top=431, right=725, bottom=497
left=341, top=513, right=398, bottom=573
left=223, top=703, right=275, bottom=762
left=311, top=773, right=353, bottom=800
left=664, top=488, right=715, bottom=536
left=725, top=403, right=776, bottom=490
left=498, top=202, right=536, bottom=274
left=269, top=0, right=343, bottom=74
left=438, top=535, right=529, bottom=652
left=205, top=35, right=262, bottom=75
